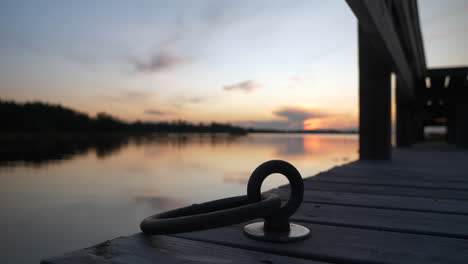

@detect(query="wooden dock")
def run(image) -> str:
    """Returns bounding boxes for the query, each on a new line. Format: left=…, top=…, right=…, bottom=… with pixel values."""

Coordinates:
left=43, top=145, right=468, bottom=264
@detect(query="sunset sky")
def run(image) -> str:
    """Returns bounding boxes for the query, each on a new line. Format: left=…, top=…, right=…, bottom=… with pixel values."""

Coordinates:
left=1, top=0, right=467, bottom=130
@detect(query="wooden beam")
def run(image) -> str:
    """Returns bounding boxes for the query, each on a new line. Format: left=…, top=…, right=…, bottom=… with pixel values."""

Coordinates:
left=346, top=0, right=418, bottom=99
left=428, top=67, right=468, bottom=77
left=392, top=0, right=426, bottom=78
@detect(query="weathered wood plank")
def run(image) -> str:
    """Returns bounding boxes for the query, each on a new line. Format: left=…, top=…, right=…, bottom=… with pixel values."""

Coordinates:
left=42, top=234, right=325, bottom=264
left=306, top=176, right=468, bottom=190
left=289, top=202, right=468, bottom=239
left=345, top=148, right=468, bottom=172
left=175, top=221, right=468, bottom=264
left=336, top=165, right=468, bottom=182
left=345, top=161, right=468, bottom=173
left=281, top=181, right=468, bottom=200
left=273, top=189, right=468, bottom=215
left=309, top=167, right=468, bottom=185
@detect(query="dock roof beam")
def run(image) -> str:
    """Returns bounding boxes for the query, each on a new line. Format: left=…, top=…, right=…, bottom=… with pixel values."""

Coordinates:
left=346, top=0, right=426, bottom=159
left=346, top=0, right=426, bottom=101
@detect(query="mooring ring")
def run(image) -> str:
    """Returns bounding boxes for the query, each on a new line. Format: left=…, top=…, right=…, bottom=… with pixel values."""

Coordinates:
left=247, top=160, right=304, bottom=222
left=140, top=193, right=281, bottom=235
left=244, top=160, right=309, bottom=241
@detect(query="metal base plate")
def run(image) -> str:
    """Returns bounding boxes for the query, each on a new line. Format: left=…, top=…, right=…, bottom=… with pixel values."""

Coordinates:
left=243, top=222, right=310, bottom=243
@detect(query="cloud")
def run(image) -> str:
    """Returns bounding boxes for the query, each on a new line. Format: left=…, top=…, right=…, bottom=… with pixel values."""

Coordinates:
left=186, top=96, right=206, bottom=103
left=304, top=113, right=358, bottom=130
left=101, top=90, right=153, bottom=103
left=170, top=95, right=212, bottom=110
left=274, top=106, right=326, bottom=122
left=223, top=80, right=261, bottom=93
left=144, top=109, right=170, bottom=116
left=131, top=50, right=187, bottom=74
left=237, top=106, right=329, bottom=130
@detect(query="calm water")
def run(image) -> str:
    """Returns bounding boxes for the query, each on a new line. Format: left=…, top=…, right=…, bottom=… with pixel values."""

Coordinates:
left=0, top=133, right=357, bottom=263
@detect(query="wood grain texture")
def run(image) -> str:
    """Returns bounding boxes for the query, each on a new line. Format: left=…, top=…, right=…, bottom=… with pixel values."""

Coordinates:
left=42, top=234, right=325, bottom=264
left=289, top=202, right=468, bottom=239
left=282, top=181, right=468, bottom=200
left=175, top=221, right=468, bottom=264
left=273, top=189, right=468, bottom=215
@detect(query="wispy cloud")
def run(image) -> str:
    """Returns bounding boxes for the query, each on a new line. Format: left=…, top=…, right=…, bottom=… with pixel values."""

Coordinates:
left=131, top=50, right=187, bottom=74
left=144, top=109, right=170, bottom=116
left=170, top=95, right=212, bottom=110
left=223, top=80, right=261, bottom=93
left=101, top=90, right=153, bottom=103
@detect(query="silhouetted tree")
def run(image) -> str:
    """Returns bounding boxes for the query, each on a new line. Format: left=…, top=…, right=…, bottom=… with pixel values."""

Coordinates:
left=0, top=99, right=247, bottom=134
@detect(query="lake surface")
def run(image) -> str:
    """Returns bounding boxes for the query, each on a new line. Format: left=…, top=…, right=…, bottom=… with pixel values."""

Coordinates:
left=0, top=133, right=357, bottom=264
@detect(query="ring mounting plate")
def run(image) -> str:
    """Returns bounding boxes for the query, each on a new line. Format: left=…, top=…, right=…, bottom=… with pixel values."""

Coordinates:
left=243, top=222, right=310, bottom=243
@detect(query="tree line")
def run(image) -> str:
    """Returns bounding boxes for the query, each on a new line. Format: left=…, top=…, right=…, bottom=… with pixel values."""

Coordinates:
left=0, top=100, right=247, bottom=134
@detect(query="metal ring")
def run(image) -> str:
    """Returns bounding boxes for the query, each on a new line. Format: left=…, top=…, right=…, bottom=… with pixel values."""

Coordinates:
left=247, top=160, right=304, bottom=220
left=140, top=193, right=281, bottom=235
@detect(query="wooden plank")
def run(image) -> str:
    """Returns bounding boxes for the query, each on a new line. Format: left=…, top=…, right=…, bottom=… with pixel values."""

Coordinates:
left=273, top=189, right=468, bottom=215
left=175, top=221, right=468, bottom=264
left=311, top=166, right=468, bottom=183
left=42, top=234, right=325, bottom=264
left=346, top=0, right=416, bottom=97
left=288, top=202, right=468, bottom=239
left=346, top=147, right=468, bottom=171
left=341, top=163, right=468, bottom=179
left=307, top=178, right=468, bottom=191
left=280, top=181, right=468, bottom=200
left=306, top=173, right=468, bottom=190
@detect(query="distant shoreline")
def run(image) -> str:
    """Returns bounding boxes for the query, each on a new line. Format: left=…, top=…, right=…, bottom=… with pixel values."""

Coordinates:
left=0, top=130, right=357, bottom=138
left=1, top=100, right=357, bottom=135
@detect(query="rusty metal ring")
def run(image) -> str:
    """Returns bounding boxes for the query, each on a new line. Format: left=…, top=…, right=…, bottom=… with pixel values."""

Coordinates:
left=140, top=193, right=281, bottom=235
left=247, top=160, right=304, bottom=225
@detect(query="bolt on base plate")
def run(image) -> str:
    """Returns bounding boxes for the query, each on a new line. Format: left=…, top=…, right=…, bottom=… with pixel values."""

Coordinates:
left=243, top=222, right=310, bottom=243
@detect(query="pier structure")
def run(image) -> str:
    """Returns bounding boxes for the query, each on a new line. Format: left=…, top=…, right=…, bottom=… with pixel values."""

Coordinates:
left=43, top=1, right=468, bottom=263
left=349, top=0, right=468, bottom=159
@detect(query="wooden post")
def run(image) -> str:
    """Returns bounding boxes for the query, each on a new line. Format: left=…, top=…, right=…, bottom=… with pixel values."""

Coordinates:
left=456, top=103, right=468, bottom=148
left=358, top=25, right=392, bottom=160
left=396, top=77, right=412, bottom=147
left=447, top=105, right=456, bottom=144
left=451, top=74, right=467, bottom=148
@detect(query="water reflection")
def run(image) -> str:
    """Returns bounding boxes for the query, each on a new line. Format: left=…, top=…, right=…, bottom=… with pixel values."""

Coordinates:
left=134, top=195, right=186, bottom=211
left=0, top=133, right=357, bottom=264
left=0, top=133, right=245, bottom=167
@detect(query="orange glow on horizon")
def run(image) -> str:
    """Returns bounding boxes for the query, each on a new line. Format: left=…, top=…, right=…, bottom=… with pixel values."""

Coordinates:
left=303, top=118, right=323, bottom=130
